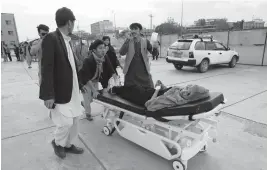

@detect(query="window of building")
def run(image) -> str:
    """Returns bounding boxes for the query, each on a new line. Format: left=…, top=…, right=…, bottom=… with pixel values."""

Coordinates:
left=6, top=20, right=12, bottom=25
left=8, top=31, right=14, bottom=36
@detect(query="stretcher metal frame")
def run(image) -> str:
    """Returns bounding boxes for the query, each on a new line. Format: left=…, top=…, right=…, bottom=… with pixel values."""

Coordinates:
left=94, top=97, right=226, bottom=170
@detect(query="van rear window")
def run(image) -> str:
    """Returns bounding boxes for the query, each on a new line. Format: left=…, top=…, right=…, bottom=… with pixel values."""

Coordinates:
left=170, top=40, right=192, bottom=50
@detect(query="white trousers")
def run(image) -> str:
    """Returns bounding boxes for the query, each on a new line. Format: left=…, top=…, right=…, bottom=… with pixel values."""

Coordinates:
left=26, top=55, right=32, bottom=67
left=50, top=110, right=79, bottom=147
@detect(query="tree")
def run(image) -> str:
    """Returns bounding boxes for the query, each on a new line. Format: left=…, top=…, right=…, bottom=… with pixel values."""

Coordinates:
left=215, top=19, right=229, bottom=30
left=233, top=20, right=244, bottom=30
left=198, top=19, right=206, bottom=26
left=167, top=17, right=175, bottom=24
left=155, top=18, right=182, bottom=35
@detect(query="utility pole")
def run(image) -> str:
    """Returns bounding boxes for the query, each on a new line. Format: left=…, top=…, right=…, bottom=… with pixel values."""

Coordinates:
left=149, top=14, right=154, bottom=30
left=180, top=0, right=184, bottom=36
left=77, top=20, right=81, bottom=39
left=112, top=11, right=116, bottom=31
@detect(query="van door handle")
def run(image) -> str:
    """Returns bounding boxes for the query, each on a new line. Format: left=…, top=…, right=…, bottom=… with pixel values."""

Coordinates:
left=219, top=52, right=222, bottom=55
left=208, top=53, right=211, bottom=55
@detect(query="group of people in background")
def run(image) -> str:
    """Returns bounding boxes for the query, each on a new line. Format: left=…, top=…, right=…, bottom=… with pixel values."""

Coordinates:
left=1, top=43, right=13, bottom=62
left=1, top=40, right=36, bottom=67
left=1, top=24, right=50, bottom=69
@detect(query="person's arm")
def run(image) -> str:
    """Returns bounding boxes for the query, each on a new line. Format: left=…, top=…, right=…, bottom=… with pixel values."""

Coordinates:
left=100, top=55, right=116, bottom=89
left=78, top=58, right=94, bottom=90
left=119, top=39, right=130, bottom=56
left=109, top=46, right=122, bottom=71
left=147, top=39, right=153, bottom=54
left=39, top=34, right=55, bottom=101
left=75, top=45, right=84, bottom=62
left=30, top=39, right=41, bottom=56
left=74, top=45, right=84, bottom=70
left=116, top=58, right=123, bottom=69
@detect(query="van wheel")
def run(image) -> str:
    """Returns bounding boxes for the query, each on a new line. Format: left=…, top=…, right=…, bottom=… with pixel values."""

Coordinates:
left=174, top=64, right=183, bottom=70
left=229, top=56, right=237, bottom=68
left=198, top=59, right=209, bottom=73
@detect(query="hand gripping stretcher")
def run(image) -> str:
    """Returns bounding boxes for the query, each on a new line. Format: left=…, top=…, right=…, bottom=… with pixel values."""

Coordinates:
left=94, top=90, right=226, bottom=170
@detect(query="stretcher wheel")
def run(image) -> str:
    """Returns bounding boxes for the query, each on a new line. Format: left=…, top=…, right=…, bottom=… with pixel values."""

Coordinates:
left=108, top=111, right=125, bottom=136
left=103, top=126, right=111, bottom=136
left=172, top=160, right=186, bottom=170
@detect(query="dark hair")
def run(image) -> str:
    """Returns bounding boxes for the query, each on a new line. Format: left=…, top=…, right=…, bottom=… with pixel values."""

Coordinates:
left=55, top=7, right=76, bottom=27
left=89, top=43, right=94, bottom=51
left=102, top=36, right=110, bottom=41
left=130, top=23, right=142, bottom=30
left=90, top=39, right=104, bottom=50
left=37, top=24, right=49, bottom=33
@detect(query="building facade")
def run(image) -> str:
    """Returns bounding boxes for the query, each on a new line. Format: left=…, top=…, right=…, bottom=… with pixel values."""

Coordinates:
left=185, top=25, right=216, bottom=33
left=1, top=13, right=19, bottom=49
left=91, top=20, right=114, bottom=35
left=188, top=18, right=226, bottom=33
left=243, top=19, right=265, bottom=30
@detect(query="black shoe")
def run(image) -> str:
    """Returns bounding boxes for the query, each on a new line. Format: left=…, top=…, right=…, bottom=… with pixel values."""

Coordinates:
left=51, top=139, right=66, bottom=159
left=65, top=145, right=84, bottom=154
left=86, top=115, right=93, bottom=121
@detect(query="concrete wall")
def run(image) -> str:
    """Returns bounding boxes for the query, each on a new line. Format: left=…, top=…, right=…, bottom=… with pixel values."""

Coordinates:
left=158, top=34, right=179, bottom=58
left=157, top=29, right=267, bottom=66
left=187, top=29, right=267, bottom=66
left=227, top=29, right=266, bottom=65
left=264, top=40, right=267, bottom=66
left=106, top=29, right=267, bottom=66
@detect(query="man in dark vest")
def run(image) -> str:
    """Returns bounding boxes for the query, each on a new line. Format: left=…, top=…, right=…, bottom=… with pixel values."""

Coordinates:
left=119, top=23, right=154, bottom=88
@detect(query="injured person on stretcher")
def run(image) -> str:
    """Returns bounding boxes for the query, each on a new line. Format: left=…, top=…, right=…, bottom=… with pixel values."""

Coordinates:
left=96, top=80, right=225, bottom=170
left=95, top=81, right=226, bottom=170
left=108, top=80, right=210, bottom=111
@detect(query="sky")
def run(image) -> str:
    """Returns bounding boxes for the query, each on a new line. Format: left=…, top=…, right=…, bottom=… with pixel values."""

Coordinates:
left=1, top=0, right=267, bottom=41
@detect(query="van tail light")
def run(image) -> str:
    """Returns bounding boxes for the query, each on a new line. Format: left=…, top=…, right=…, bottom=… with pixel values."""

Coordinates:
left=167, top=51, right=169, bottom=56
left=189, top=52, right=194, bottom=58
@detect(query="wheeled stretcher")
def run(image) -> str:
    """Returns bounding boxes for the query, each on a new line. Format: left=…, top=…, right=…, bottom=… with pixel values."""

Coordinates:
left=94, top=91, right=226, bottom=170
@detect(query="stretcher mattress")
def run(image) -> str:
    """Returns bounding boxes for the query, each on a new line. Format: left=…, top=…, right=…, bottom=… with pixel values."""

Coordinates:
left=97, top=92, right=224, bottom=118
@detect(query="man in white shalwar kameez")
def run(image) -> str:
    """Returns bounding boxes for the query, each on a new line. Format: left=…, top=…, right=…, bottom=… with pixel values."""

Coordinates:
left=40, top=7, right=84, bottom=159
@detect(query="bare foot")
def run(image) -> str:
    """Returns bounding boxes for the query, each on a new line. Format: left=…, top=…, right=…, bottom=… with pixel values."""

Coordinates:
left=155, top=80, right=167, bottom=90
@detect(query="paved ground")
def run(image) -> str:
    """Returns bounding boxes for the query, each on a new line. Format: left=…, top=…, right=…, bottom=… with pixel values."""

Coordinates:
left=1, top=57, right=267, bottom=170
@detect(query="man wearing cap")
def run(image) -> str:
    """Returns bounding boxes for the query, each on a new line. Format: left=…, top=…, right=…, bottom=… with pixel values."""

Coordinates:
left=40, top=7, right=84, bottom=159
left=30, top=24, right=49, bottom=84
left=119, top=23, right=154, bottom=88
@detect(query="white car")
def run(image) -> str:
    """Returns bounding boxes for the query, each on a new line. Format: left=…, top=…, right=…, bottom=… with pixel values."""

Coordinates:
left=166, top=35, right=239, bottom=73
